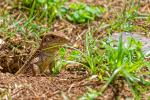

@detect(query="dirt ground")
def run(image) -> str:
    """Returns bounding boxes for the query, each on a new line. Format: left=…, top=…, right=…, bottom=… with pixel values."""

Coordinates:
left=0, top=0, right=150, bottom=100
left=0, top=70, right=132, bottom=100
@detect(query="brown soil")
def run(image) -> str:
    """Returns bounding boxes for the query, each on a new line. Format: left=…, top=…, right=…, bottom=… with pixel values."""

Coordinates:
left=0, top=0, right=150, bottom=100
left=0, top=70, right=133, bottom=100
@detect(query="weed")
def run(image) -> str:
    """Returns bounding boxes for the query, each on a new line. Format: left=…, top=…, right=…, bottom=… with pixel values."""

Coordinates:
left=79, top=88, right=100, bottom=100
left=61, top=2, right=106, bottom=24
left=0, top=8, right=47, bottom=40
left=101, top=33, right=150, bottom=99
left=109, top=0, right=140, bottom=32
left=63, top=29, right=150, bottom=99
left=8, top=1, right=105, bottom=25
left=64, top=28, right=103, bottom=74
left=17, top=0, right=67, bottom=25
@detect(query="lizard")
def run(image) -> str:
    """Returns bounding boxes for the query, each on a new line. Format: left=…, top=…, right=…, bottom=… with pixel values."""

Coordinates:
left=15, top=33, right=70, bottom=75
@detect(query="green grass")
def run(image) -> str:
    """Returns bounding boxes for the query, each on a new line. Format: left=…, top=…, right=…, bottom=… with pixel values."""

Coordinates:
left=0, top=8, right=48, bottom=40
left=106, top=0, right=150, bottom=34
left=62, top=28, right=103, bottom=74
left=101, top=33, right=150, bottom=98
left=12, top=1, right=106, bottom=24
left=14, top=0, right=67, bottom=26
left=62, top=29, right=150, bottom=99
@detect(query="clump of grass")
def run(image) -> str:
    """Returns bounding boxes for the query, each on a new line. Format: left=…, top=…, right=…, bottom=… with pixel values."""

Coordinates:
left=101, top=33, right=150, bottom=99
left=0, top=9, right=47, bottom=40
left=63, top=28, right=103, bottom=74
left=62, top=28, right=150, bottom=99
left=108, top=0, right=140, bottom=33
left=15, top=0, right=67, bottom=25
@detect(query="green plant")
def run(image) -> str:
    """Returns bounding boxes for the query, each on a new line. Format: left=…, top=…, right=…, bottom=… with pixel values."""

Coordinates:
left=109, top=0, right=140, bottom=32
left=147, top=14, right=150, bottom=22
left=79, top=88, right=100, bottom=100
left=64, top=28, right=103, bottom=74
left=63, top=30, right=150, bottom=99
left=61, top=2, right=106, bottom=23
left=0, top=10, right=47, bottom=39
left=19, top=0, right=67, bottom=25
left=52, top=47, right=67, bottom=74
left=100, top=33, right=150, bottom=99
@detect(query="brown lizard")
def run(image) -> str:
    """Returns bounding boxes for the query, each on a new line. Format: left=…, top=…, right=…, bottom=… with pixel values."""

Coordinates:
left=15, top=33, right=70, bottom=75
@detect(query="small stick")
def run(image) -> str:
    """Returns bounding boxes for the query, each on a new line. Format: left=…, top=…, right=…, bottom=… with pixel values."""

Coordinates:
left=15, top=49, right=40, bottom=75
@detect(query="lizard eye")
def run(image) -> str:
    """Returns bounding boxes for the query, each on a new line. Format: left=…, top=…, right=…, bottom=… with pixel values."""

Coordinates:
left=51, top=35, right=55, bottom=39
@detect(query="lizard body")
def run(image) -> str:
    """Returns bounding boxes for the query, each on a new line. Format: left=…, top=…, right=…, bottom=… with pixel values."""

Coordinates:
left=15, top=33, right=69, bottom=75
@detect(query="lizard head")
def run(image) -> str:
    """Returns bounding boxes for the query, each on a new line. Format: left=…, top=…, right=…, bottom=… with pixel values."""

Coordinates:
left=40, top=33, right=70, bottom=51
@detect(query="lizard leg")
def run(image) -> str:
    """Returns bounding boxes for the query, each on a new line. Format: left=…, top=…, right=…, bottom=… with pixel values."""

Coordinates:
left=31, top=65, right=36, bottom=76
left=38, top=57, right=52, bottom=73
